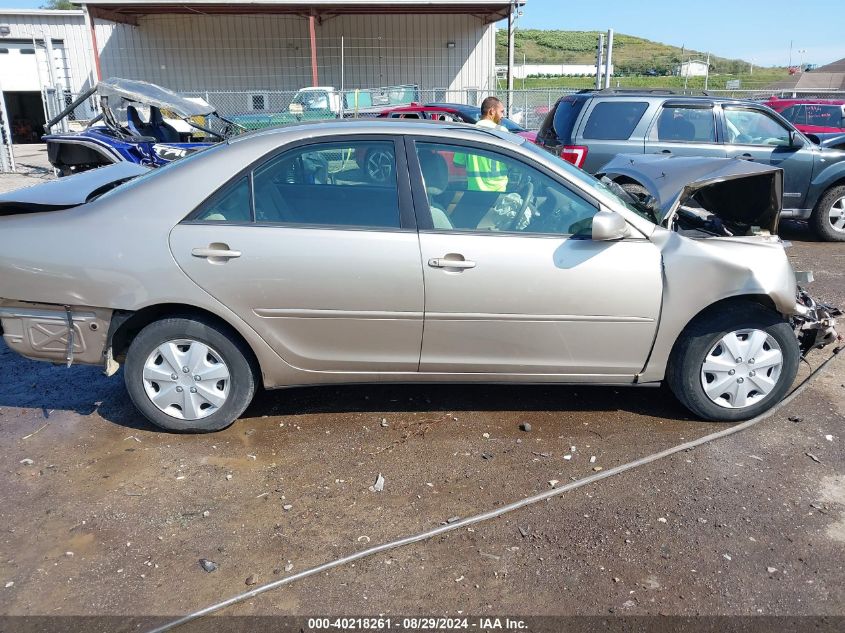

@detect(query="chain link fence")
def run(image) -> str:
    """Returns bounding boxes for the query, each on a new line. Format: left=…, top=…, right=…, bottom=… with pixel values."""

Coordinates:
left=182, top=87, right=845, bottom=133
left=5, top=83, right=843, bottom=175
left=35, top=86, right=845, bottom=127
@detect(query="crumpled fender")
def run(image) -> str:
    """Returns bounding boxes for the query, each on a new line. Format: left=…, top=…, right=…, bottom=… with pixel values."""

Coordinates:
left=639, top=228, right=797, bottom=383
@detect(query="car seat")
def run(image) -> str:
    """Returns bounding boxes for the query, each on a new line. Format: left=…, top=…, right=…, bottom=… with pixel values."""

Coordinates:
left=418, top=151, right=452, bottom=229
left=126, top=105, right=180, bottom=143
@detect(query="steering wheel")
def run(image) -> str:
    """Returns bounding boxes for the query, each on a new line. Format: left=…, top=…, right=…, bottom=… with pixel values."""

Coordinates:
left=503, top=181, right=534, bottom=231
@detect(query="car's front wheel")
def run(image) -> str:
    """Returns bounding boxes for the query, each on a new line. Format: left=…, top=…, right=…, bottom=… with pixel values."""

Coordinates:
left=810, top=185, right=845, bottom=242
left=124, top=316, right=257, bottom=432
left=667, top=302, right=799, bottom=422
left=364, top=149, right=394, bottom=184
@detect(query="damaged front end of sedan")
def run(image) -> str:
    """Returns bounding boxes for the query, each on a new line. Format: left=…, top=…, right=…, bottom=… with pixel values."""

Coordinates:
left=793, top=283, right=841, bottom=355
left=598, top=154, right=841, bottom=358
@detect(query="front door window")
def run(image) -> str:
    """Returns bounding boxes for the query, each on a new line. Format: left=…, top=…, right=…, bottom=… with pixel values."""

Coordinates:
left=415, top=142, right=598, bottom=236
left=724, top=108, right=791, bottom=146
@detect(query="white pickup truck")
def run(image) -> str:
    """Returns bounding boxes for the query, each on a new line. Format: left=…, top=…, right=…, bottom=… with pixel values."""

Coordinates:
left=231, top=84, right=419, bottom=129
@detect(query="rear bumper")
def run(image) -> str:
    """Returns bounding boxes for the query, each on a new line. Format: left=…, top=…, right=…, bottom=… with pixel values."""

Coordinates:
left=0, top=301, right=112, bottom=366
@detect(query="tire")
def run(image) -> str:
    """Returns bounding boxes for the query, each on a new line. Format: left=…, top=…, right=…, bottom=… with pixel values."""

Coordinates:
left=809, top=185, right=845, bottom=242
left=364, top=148, right=394, bottom=184
left=619, top=182, right=651, bottom=203
left=124, top=316, right=257, bottom=432
left=667, top=302, right=799, bottom=422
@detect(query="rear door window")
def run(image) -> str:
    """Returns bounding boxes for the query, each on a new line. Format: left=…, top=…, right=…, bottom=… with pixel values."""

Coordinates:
left=582, top=101, right=649, bottom=140
left=252, top=141, right=401, bottom=228
left=655, top=105, right=716, bottom=143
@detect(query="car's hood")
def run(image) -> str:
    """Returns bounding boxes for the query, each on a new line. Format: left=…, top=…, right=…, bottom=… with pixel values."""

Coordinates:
left=598, top=154, right=782, bottom=235
left=97, top=78, right=215, bottom=118
left=0, top=162, right=149, bottom=215
left=812, top=133, right=845, bottom=150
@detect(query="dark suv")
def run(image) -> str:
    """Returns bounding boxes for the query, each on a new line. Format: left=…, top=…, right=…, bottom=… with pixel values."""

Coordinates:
left=535, top=90, right=845, bottom=241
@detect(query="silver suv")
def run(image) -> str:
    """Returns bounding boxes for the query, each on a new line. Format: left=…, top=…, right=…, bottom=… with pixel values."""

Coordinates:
left=535, top=90, right=845, bottom=241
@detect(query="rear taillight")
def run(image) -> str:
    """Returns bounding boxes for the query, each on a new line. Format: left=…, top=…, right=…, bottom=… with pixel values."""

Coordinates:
left=558, top=145, right=588, bottom=169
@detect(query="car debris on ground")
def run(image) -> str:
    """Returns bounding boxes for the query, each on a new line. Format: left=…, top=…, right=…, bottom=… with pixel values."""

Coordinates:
left=199, top=559, right=218, bottom=573
left=368, top=474, right=385, bottom=492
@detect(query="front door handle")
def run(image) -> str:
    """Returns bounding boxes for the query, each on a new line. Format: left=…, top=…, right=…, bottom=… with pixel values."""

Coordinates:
left=738, top=153, right=754, bottom=161
left=428, top=256, right=476, bottom=269
left=192, top=244, right=242, bottom=260
left=660, top=149, right=672, bottom=154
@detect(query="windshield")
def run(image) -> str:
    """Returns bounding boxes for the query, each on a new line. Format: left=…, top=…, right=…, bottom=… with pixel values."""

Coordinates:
left=293, top=91, right=330, bottom=110
left=521, top=142, right=658, bottom=223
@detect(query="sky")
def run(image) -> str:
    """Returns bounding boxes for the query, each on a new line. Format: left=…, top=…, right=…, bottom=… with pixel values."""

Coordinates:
left=1, top=0, right=842, bottom=68
left=504, top=0, right=843, bottom=68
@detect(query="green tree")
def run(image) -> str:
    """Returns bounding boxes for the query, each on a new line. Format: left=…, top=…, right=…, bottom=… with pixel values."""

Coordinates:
left=40, top=0, right=75, bottom=9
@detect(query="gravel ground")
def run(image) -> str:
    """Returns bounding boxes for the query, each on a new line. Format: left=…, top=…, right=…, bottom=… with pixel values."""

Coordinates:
left=0, top=160, right=843, bottom=629
left=0, top=145, right=55, bottom=193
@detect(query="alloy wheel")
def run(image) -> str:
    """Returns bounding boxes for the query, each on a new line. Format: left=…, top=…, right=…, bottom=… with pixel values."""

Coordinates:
left=827, top=195, right=845, bottom=233
left=366, top=150, right=393, bottom=183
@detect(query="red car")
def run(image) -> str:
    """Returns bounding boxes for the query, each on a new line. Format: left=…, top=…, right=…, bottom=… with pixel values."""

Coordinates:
left=766, top=97, right=845, bottom=134
left=377, top=102, right=537, bottom=142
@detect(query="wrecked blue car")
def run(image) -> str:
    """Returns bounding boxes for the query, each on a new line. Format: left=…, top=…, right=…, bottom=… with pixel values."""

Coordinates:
left=43, top=78, right=242, bottom=176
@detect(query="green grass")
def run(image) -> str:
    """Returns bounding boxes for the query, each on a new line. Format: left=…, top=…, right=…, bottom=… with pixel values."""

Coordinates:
left=497, top=29, right=787, bottom=79
left=514, top=71, right=787, bottom=92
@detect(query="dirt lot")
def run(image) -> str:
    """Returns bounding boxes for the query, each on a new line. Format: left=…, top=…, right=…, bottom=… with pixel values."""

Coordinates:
left=0, top=156, right=843, bottom=629
left=0, top=145, right=55, bottom=194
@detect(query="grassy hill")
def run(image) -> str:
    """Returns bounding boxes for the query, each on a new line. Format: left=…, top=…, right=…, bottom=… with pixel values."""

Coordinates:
left=495, top=30, right=780, bottom=76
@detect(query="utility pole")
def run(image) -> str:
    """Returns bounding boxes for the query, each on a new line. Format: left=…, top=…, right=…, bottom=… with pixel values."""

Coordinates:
left=595, top=32, right=604, bottom=90
left=679, top=44, right=685, bottom=79
left=788, top=40, right=793, bottom=68
left=603, top=28, right=614, bottom=89
left=704, top=51, right=710, bottom=91
left=507, top=0, right=515, bottom=115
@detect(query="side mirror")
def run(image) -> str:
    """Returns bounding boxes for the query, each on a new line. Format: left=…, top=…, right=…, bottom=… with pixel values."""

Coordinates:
left=789, top=130, right=805, bottom=148
left=592, top=209, right=630, bottom=241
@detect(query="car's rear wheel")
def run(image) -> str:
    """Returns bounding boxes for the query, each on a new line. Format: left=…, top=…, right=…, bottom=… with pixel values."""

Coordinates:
left=810, top=185, right=845, bottom=242
left=124, top=317, right=257, bottom=432
left=667, top=302, right=799, bottom=422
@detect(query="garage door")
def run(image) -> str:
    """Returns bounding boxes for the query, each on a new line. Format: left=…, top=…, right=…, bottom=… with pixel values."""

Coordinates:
left=0, top=41, right=68, bottom=92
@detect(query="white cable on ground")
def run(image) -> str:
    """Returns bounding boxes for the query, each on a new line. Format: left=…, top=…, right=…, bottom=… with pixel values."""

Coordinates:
left=148, top=348, right=842, bottom=633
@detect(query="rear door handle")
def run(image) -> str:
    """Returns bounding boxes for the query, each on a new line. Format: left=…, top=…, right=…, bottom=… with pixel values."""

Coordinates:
left=428, top=257, right=476, bottom=269
left=660, top=149, right=672, bottom=154
left=192, top=247, right=242, bottom=259
left=738, top=153, right=754, bottom=161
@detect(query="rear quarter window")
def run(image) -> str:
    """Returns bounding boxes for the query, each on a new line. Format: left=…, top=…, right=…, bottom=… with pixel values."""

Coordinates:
left=582, top=101, right=649, bottom=140
left=540, top=96, right=585, bottom=142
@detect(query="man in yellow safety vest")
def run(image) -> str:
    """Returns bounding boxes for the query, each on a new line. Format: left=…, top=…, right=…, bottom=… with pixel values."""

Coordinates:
left=454, top=96, right=509, bottom=192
